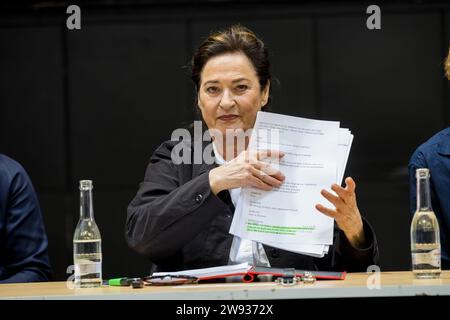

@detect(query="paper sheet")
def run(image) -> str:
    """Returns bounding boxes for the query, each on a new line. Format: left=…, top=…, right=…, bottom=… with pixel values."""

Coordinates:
left=229, top=111, right=353, bottom=258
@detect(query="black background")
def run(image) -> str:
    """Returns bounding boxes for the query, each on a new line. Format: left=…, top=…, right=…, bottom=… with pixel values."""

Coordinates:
left=1, top=0, right=449, bottom=281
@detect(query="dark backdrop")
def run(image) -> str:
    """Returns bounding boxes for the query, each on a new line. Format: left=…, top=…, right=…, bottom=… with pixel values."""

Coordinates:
left=1, top=0, right=449, bottom=281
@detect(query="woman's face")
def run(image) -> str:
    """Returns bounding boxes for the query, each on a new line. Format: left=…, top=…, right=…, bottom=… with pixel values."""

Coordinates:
left=197, top=52, right=269, bottom=135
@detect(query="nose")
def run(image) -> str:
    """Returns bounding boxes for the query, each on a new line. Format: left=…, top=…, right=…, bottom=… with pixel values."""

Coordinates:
left=219, top=89, right=235, bottom=110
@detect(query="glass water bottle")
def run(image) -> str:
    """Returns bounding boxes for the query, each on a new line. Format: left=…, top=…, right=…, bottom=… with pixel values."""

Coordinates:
left=73, top=180, right=102, bottom=287
left=410, top=168, right=441, bottom=279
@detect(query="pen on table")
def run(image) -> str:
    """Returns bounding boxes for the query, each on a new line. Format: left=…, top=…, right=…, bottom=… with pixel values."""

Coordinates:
left=105, top=277, right=145, bottom=288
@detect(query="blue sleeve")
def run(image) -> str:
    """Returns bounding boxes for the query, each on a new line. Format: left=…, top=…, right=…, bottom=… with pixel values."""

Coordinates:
left=408, top=148, right=427, bottom=217
left=0, top=161, right=52, bottom=283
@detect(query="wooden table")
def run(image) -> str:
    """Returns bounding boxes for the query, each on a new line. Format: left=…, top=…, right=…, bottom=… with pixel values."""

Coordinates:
left=1, top=271, right=450, bottom=300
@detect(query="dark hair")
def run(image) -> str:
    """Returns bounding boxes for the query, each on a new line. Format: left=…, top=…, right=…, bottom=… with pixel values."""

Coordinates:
left=190, top=24, right=271, bottom=107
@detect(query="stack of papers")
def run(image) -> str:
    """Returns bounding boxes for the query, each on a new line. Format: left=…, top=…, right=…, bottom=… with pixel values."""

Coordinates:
left=229, top=111, right=353, bottom=258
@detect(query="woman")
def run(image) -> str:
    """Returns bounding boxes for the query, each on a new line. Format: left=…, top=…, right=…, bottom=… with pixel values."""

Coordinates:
left=126, top=25, right=379, bottom=273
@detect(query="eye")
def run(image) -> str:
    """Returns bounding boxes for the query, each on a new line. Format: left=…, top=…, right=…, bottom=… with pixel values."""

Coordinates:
left=235, top=84, right=248, bottom=92
left=206, top=86, right=219, bottom=94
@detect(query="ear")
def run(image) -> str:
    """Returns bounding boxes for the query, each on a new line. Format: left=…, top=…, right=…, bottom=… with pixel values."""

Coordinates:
left=261, top=80, right=270, bottom=107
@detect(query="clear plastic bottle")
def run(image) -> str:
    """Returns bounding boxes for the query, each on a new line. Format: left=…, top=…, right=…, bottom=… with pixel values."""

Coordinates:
left=410, top=168, right=441, bottom=279
left=73, top=180, right=102, bottom=287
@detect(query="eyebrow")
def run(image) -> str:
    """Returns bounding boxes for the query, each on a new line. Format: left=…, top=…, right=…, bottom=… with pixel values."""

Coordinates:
left=203, top=78, right=249, bottom=86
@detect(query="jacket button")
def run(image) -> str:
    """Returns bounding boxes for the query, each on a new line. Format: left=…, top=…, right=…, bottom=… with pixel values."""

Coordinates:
left=195, top=193, right=203, bottom=203
left=271, top=249, right=280, bottom=258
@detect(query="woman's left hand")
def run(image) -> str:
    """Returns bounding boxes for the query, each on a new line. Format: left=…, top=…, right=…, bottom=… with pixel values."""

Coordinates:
left=315, top=177, right=366, bottom=249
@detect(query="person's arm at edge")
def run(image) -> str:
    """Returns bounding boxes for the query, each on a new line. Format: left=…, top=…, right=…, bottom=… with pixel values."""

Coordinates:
left=0, top=160, right=51, bottom=283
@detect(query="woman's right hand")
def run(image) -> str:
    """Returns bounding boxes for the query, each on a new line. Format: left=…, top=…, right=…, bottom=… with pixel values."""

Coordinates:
left=209, top=150, right=285, bottom=195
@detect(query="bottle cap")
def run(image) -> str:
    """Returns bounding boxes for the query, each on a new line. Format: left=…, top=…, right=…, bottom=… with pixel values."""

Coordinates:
left=416, top=168, right=430, bottom=179
left=80, top=180, right=93, bottom=191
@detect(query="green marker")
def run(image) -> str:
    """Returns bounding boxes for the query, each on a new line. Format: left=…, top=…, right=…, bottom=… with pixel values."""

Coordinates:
left=108, top=278, right=132, bottom=286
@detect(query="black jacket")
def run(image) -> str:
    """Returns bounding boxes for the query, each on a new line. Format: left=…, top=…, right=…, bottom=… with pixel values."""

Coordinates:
left=126, top=139, right=379, bottom=272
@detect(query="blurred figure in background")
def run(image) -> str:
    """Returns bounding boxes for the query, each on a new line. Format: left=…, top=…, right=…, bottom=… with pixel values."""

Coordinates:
left=0, top=154, right=51, bottom=282
left=408, top=48, right=450, bottom=270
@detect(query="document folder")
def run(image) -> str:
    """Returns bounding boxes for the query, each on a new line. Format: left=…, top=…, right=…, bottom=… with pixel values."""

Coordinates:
left=152, top=263, right=346, bottom=283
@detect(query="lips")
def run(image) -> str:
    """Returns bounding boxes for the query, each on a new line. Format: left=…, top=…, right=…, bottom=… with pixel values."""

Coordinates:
left=218, top=114, right=239, bottom=121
